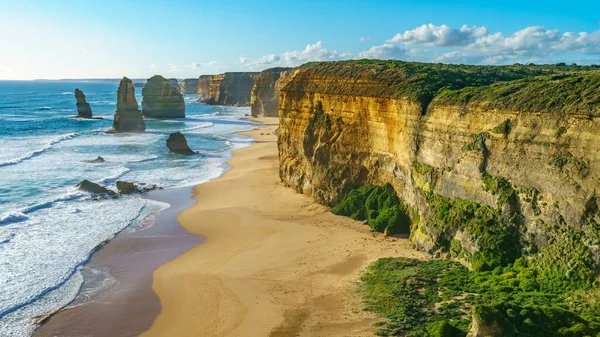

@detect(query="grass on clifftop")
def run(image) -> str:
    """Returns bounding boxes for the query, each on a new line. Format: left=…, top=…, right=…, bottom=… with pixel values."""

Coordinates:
left=290, top=60, right=598, bottom=111
left=433, top=71, right=600, bottom=115
left=361, top=257, right=600, bottom=337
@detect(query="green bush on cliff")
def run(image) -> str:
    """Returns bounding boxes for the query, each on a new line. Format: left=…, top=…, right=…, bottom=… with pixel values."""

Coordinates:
left=332, top=184, right=413, bottom=235
left=360, top=257, right=600, bottom=337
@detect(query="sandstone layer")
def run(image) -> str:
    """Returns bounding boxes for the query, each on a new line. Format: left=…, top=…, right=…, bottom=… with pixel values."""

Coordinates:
left=112, top=77, right=146, bottom=132
left=278, top=61, right=600, bottom=279
left=142, top=75, right=185, bottom=118
left=250, top=67, right=292, bottom=117
left=180, top=78, right=198, bottom=94
left=74, top=89, right=93, bottom=118
left=199, top=72, right=258, bottom=106
left=196, top=75, right=212, bottom=101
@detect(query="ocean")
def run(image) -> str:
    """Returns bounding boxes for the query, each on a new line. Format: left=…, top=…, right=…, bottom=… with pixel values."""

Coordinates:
left=0, top=80, right=255, bottom=336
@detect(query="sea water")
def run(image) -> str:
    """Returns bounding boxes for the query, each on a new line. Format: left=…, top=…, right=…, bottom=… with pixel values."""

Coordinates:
left=0, top=80, right=255, bottom=336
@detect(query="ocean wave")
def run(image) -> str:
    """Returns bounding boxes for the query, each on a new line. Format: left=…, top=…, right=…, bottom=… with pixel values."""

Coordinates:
left=0, top=212, right=29, bottom=226
left=180, top=122, right=214, bottom=132
left=0, top=233, right=16, bottom=245
left=36, top=107, right=52, bottom=111
left=21, top=191, right=86, bottom=214
left=99, top=167, right=131, bottom=185
left=0, top=133, right=78, bottom=168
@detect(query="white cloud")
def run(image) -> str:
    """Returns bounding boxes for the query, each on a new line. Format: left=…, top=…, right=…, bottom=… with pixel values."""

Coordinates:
left=388, top=24, right=488, bottom=47
left=360, top=37, right=371, bottom=42
left=356, top=44, right=407, bottom=59
left=238, top=57, right=248, bottom=64
left=148, top=64, right=156, bottom=68
left=192, top=61, right=218, bottom=69
left=282, top=41, right=341, bottom=65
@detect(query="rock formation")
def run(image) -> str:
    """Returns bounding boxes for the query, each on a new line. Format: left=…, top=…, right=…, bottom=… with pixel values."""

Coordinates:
left=76, top=180, right=116, bottom=197
left=112, top=77, right=146, bottom=132
left=142, top=75, right=185, bottom=118
left=85, top=156, right=105, bottom=163
left=116, top=181, right=158, bottom=194
left=196, top=75, right=212, bottom=101
left=278, top=60, right=600, bottom=281
left=74, top=89, right=93, bottom=118
left=200, top=72, right=259, bottom=106
left=166, top=132, right=195, bottom=154
left=181, top=78, right=198, bottom=94
left=250, top=67, right=293, bottom=117
left=168, top=78, right=180, bottom=92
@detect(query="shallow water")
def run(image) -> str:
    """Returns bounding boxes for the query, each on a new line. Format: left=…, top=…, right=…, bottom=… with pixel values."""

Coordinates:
left=0, top=80, right=254, bottom=336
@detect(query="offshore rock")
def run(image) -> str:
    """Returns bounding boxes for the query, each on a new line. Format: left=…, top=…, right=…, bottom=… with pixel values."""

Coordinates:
left=250, top=67, right=293, bottom=117
left=112, top=77, right=146, bottom=132
left=168, top=78, right=180, bottom=92
left=181, top=78, right=198, bottom=94
left=116, top=181, right=158, bottom=194
left=74, top=89, right=93, bottom=118
left=142, top=75, right=185, bottom=118
left=166, top=132, right=195, bottom=154
left=76, top=180, right=116, bottom=197
left=85, top=156, right=105, bottom=163
left=205, top=72, right=259, bottom=106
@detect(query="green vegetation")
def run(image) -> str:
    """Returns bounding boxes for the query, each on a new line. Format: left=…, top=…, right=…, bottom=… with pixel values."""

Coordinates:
left=331, top=184, right=415, bottom=235
left=292, top=60, right=599, bottom=113
left=361, top=257, right=600, bottom=337
left=549, top=151, right=590, bottom=177
left=434, top=72, right=600, bottom=115
left=493, top=119, right=512, bottom=136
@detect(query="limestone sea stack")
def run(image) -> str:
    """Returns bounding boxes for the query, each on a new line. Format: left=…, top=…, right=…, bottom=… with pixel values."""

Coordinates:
left=166, top=132, right=195, bottom=154
left=205, top=72, right=259, bottom=106
left=112, top=77, right=146, bottom=132
left=142, top=75, right=185, bottom=118
left=250, top=67, right=293, bottom=117
left=74, top=89, right=93, bottom=118
left=168, top=78, right=181, bottom=92
left=181, top=78, right=198, bottom=94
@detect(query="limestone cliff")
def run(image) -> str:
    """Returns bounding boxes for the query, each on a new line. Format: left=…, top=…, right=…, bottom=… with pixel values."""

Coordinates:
left=168, top=78, right=180, bottom=92
left=204, top=72, right=259, bottom=106
left=142, top=75, right=185, bottom=118
left=181, top=78, right=198, bottom=94
left=196, top=75, right=212, bottom=101
left=74, top=89, right=93, bottom=118
left=112, top=77, right=146, bottom=132
left=278, top=61, right=600, bottom=279
left=250, top=67, right=292, bottom=117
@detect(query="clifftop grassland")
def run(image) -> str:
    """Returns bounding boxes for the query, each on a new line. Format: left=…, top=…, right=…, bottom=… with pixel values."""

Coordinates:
left=289, top=60, right=600, bottom=113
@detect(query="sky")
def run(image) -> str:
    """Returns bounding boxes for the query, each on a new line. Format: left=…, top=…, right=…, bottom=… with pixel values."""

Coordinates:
left=0, top=0, right=599, bottom=80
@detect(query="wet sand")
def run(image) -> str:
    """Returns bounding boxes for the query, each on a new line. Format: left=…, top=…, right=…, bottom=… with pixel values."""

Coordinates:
left=34, top=187, right=202, bottom=337
left=140, top=117, right=427, bottom=337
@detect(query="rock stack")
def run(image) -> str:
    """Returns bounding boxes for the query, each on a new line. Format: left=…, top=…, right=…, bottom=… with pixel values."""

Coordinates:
left=166, top=132, right=195, bottom=154
left=74, top=89, right=93, bottom=118
left=112, top=77, right=146, bottom=132
left=181, top=78, right=198, bottom=94
left=142, top=75, right=185, bottom=118
left=168, top=78, right=181, bottom=92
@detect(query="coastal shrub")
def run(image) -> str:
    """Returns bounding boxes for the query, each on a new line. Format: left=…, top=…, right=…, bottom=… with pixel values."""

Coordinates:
left=332, top=184, right=413, bottom=235
left=360, top=257, right=600, bottom=337
left=492, top=119, right=512, bottom=136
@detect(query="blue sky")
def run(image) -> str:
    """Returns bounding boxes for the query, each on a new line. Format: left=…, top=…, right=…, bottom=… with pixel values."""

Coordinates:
left=0, top=0, right=599, bottom=79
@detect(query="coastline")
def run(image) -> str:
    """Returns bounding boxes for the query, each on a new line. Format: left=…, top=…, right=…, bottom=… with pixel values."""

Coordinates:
left=33, top=187, right=202, bottom=337
left=140, top=117, right=427, bottom=336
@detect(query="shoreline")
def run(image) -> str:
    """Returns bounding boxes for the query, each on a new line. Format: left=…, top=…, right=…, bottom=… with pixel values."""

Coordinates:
left=33, top=186, right=202, bottom=337
left=140, top=117, right=427, bottom=336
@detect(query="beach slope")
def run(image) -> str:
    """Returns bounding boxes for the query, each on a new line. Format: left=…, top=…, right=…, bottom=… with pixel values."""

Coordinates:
left=141, top=117, right=426, bottom=337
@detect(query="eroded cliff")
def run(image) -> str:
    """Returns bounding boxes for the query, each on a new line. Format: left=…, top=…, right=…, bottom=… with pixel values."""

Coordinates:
left=196, top=75, right=212, bottom=101
left=278, top=61, right=600, bottom=282
left=181, top=78, right=198, bottom=94
left=250, top=67, right=292, bottom=117
left=203, top=72, right=258, bottom=106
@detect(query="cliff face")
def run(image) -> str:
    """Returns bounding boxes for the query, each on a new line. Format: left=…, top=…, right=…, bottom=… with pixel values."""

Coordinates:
left=196, top=75, right=212, bottom=100
left=250, top=67, right=292, bottom=117
left=74, top=89, right=93, bottom=118
left=278, top=61, right=600, bottom=277
left=181, top=78, right=198, bottom=94
left=142, top=75, right=185, bottom=118
left=112, top=77, right=145, bottom=132
left=204, top=72, right=258, bottom=106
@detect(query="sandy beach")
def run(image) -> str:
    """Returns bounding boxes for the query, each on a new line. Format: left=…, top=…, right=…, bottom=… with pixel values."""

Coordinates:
left=140, top=117, right=426, bottom=337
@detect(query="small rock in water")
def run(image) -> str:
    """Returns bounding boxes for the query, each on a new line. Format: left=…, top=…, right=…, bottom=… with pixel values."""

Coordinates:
left=86, top=156, right=105, bottom=163
left=166, top=132, right=195, bottom=155
left=76, top=180, right=117, bottom=198
left=116, top=181, right=158, bottom=194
